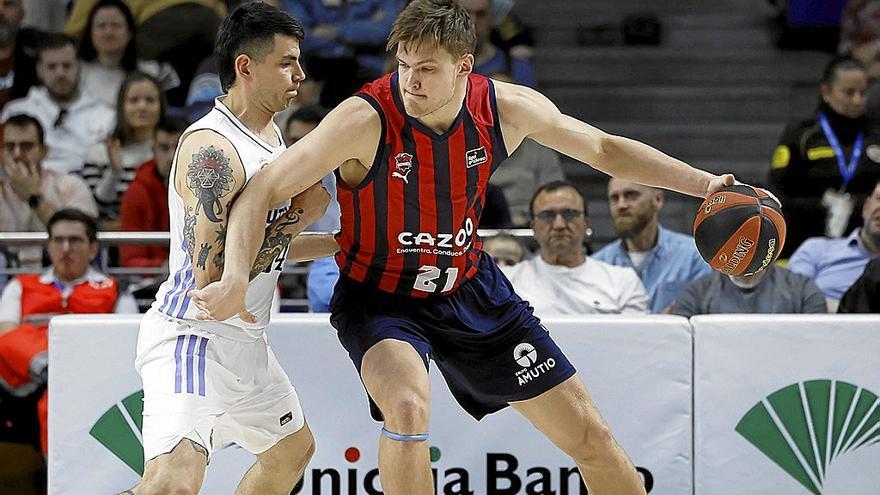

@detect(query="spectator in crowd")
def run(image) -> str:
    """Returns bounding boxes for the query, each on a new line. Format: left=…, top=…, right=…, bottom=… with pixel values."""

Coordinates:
left=460, top=0, right=536, bottom=86
left=0, top=0, right=41, bottom=109
left=593, top=178, right=711, bottom=313
left=280, top=105, right=341, bottom=312
left=769, top=56, right=880, bottom=258
left=119, top=117, right=188, bottom=268
left=82, top=71, right=165, bottom=227
left=283, top=0, right=400, bottom=106
left=0, top=114, right=98, bottom=270
left=788, top=178, right=880, bottom=307
left=839, top=1, right=880, bottom=124
left=502, top=181, right=649, bottom=314
left=65, top=0, right=227, bottom=107
left=838, top=257, right=880, bottom=312
left=77, top=0, right=179, bottom=109
left=490, top=138, right=564, bottom=227
left=489, top=0, right=534, bottom=60
left=1, top=33, right=114, bottom=175
left=669, top=265, right=827, bottom=317
left=483, top=232, right=525, bottom=267
left=0, top=209, right=138, bottom=456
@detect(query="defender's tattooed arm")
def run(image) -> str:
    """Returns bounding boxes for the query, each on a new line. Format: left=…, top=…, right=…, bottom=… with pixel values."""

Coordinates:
left=173, top=130, right=246, bottom=289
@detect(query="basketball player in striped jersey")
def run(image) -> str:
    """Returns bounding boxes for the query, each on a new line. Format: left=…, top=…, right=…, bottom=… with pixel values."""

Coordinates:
left=122, top=4, right=335, bottom=495
left=190, top=1, right=748, bottom=493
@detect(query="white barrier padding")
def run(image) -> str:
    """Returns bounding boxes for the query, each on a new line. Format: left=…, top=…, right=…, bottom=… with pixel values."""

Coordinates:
left=49, top=314, right=692, bottom=494
left=693, top=314, right=880, bottom=495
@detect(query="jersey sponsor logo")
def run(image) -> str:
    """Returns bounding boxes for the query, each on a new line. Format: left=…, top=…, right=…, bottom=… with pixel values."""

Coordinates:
left=391, top=152, right=414, bottom=183
left=395, top=218, right=474, bottom=256
left=465, top=146, right=488, bottom=168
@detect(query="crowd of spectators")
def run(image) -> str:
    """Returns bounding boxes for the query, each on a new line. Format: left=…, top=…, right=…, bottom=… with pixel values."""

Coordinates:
left=2, top=0, right=880, bottom=491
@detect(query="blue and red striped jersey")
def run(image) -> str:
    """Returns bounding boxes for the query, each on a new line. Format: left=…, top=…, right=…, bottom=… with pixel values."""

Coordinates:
left=335, top=72, right=508, bottom=297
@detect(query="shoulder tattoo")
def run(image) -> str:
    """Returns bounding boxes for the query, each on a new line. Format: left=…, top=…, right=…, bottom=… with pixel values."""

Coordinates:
left=186, top=145, right=236, bottom=223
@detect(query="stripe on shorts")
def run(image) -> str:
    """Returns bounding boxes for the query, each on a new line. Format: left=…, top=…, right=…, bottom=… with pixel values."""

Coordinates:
left=174, top=335, right=184, bottom=393
left=197, top=336, right=208, bottom=397
left=185, top=335, right=197, bottom=394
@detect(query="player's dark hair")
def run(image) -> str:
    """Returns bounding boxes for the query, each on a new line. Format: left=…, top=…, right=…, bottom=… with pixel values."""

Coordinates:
left=529, top=180, right=588, bottom=218
left=215, top=2, right=305, bottom=92
left=388, top=0, right=476, bottom=58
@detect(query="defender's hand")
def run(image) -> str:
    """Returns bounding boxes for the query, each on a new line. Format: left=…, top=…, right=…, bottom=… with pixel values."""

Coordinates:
left=188, top=281, right=256, bottom=323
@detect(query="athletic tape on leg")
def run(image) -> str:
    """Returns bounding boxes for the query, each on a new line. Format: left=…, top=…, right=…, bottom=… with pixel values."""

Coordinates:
left=381, top=427, right=428, bottom=442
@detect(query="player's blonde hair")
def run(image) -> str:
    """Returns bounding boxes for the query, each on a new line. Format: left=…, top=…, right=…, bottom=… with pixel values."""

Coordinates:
left=387, top=0, right=476, bottom=59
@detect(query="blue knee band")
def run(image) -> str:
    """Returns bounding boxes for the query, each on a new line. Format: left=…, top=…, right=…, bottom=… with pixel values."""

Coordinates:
left=381, top=427, right=429, bottom=442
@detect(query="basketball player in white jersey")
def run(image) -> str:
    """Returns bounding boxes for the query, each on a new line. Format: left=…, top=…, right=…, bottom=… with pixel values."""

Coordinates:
left=120, top=4, right=335, bottom=494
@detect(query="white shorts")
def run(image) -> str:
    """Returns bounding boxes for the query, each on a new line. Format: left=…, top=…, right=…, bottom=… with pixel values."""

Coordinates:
left=135, top=309, right=305, bottom=463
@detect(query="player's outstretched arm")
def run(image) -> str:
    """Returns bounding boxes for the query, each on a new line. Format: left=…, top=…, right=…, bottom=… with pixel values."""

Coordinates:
left=493, top=81, right=733, bottom=198
left=174, top=130, right=247, bottom=290
left=190, top=97, right=380, bottom=321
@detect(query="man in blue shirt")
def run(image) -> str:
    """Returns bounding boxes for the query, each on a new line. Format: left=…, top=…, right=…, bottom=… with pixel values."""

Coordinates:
left=593, top=178, right=711, bottom=313
left=788, top=179, right=880, bottom=305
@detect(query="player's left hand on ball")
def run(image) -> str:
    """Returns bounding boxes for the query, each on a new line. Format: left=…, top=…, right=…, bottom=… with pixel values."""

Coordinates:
left=188, top=281, right=256, bottom=324
left=705, top=174, right=735, bottom=197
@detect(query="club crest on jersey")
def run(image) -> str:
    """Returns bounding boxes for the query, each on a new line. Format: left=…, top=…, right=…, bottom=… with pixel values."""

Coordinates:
left=391, top=152, right=414, bottom=183
left=466, top=146, right=488, bottom=168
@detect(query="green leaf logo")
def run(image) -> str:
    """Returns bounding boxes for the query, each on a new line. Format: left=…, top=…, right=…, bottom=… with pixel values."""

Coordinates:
left=89, top=390, right=145, bottom=476
left=736, top=380, right=880, bottom=494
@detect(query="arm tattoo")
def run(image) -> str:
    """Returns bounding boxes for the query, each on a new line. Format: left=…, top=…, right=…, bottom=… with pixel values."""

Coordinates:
left=197, top=243, right=211, bottom=270
left=212, top=226, right=226, bottom=269
left=186, top=145, right=235, bottom=222
left=249, top=207, right=304, bottom=280
left=183, top=206, right=197, bottom=260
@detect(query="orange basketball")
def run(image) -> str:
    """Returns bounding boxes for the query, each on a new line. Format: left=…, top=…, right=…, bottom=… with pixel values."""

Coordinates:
left=693, top=185, right=786, bottom=276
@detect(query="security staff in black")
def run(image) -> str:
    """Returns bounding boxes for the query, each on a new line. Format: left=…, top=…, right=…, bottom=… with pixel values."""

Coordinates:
left=770, top=56, right=880, bottom=258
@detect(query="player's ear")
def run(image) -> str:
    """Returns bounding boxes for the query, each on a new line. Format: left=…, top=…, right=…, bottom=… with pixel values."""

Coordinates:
left=235, top=53, right=253, bottom=83
left=459, top=54, right=474, bottom=77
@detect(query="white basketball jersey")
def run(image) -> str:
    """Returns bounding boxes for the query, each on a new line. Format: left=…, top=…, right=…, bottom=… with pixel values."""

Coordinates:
left=152, top=98, right=290, bottom=341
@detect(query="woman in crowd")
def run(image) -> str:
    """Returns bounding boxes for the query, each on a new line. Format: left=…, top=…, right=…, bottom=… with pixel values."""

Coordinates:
left=769, top=55, right=880, bottom=258
left=77, top=0, right=178, bottom=108
left=83, top=71, right=165, bottom=230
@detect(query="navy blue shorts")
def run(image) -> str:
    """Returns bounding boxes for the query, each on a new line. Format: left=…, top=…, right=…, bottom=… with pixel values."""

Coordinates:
left=329, top=252, right=576, bottom=421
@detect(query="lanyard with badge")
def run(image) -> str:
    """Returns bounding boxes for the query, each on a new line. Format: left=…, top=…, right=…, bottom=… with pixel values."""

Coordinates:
left=818, top=112, right=861, bottom=238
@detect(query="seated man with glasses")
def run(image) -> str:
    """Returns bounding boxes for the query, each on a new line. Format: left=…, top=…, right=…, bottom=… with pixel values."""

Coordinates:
left=0, top=114, right=98, bottom=270
left=0, top=208, right=138, bottom=459
left=501, top=181, right=649, bottom=314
